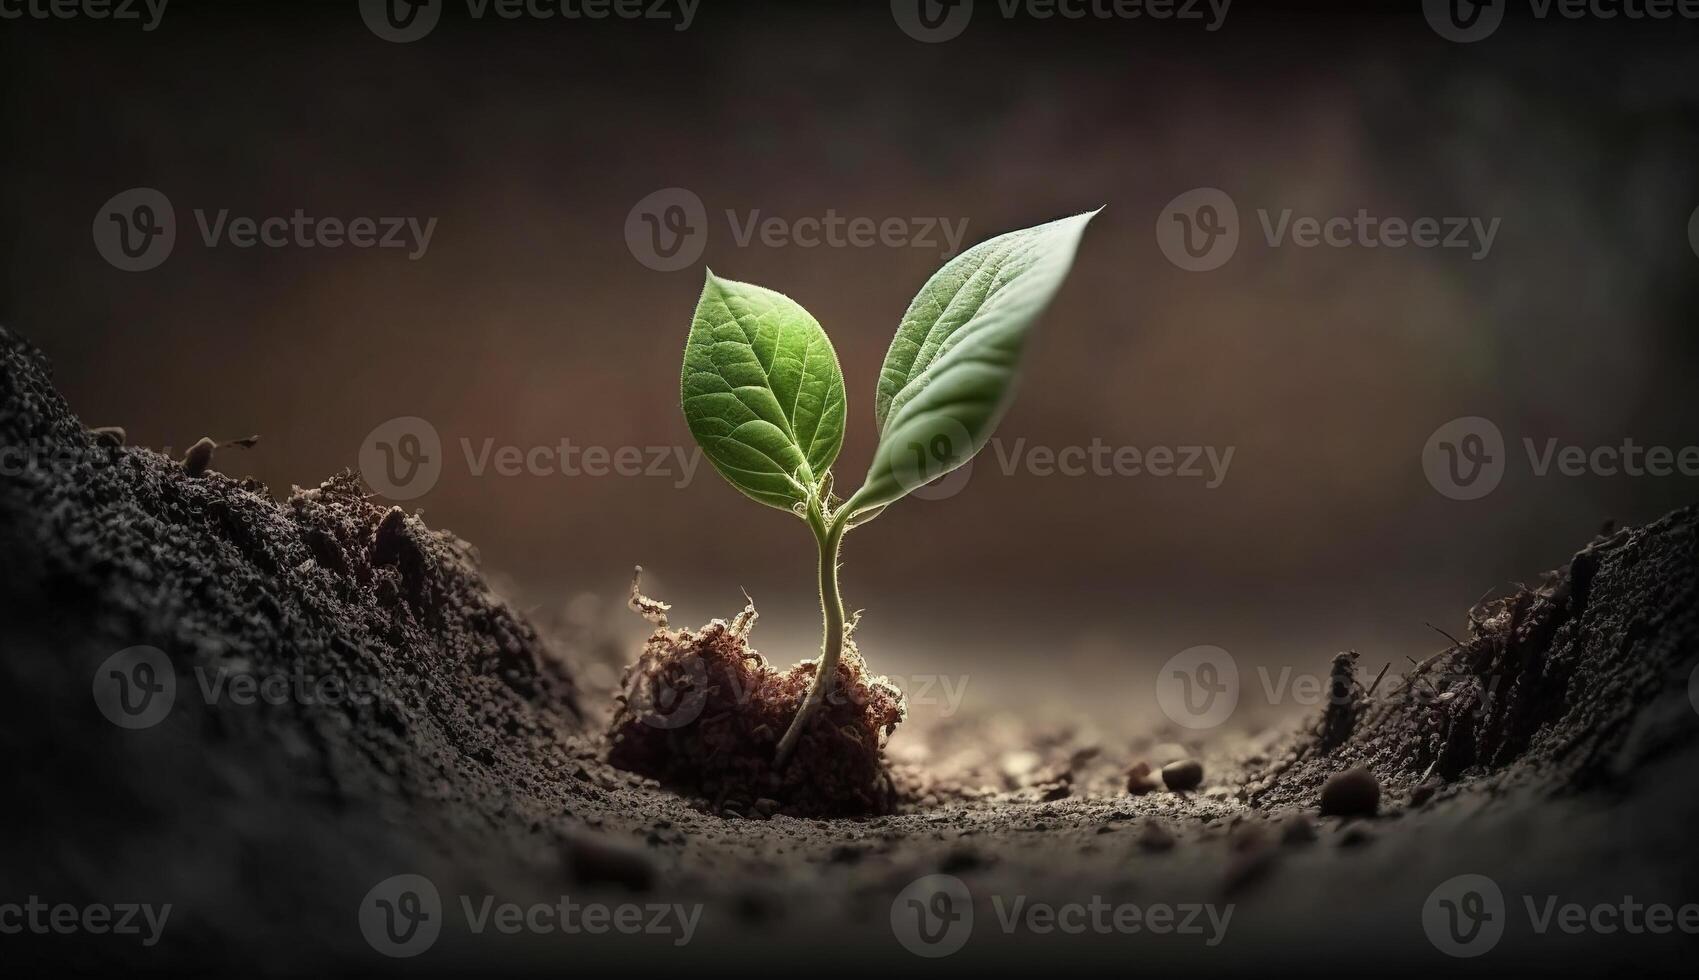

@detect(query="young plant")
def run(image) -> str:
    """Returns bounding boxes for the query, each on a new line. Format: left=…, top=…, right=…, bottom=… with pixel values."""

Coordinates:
left=680, top=210, right=1099, bottom=766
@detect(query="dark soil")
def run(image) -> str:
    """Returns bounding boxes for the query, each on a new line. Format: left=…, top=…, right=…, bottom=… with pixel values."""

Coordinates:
left=4, top=325, right=1697, bottom=975
left=1249, top=510, right=1699, bottom=809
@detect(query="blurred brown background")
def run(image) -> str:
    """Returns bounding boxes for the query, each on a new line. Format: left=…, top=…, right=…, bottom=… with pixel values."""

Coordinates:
left=5, top=0, right=1697, bottom=731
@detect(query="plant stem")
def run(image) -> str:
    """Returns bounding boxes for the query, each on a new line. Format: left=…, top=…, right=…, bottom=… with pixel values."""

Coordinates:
left=773, top=502, right=849, bottom=768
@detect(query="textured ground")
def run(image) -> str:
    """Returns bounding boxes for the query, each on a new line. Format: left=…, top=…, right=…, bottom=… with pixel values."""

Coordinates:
left=3, top=325, right=1696, bottom=975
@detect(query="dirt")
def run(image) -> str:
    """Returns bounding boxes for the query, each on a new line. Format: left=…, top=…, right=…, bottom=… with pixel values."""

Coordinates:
left=4, top=324, right=1697, bottom=975
left=605, top=573, right=905, bottom=817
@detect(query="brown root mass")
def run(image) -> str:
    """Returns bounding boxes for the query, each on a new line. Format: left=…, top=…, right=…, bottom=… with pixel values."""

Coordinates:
left=606, top=578, right=906, bottom=817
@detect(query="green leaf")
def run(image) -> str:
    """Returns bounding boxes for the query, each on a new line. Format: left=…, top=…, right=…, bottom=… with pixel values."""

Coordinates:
left=681, top=271, right=847, bottom=513
left=847, top=210, right=1098, bottom=515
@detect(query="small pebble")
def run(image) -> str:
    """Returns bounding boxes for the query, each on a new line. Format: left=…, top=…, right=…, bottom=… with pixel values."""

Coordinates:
left=1161, top=759, right=1204, bottom=792
left=1319, top=767, right=1380, bottom=817
left=1409, top=778, right=1441, bottom=808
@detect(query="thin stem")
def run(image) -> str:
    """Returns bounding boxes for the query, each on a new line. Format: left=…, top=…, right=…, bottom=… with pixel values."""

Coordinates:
left=773, top=502, right=850, bottom=768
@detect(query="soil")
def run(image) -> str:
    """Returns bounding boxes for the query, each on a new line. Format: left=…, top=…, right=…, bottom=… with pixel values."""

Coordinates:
left=605, top=575, right=905, bottom=817
left=3, top=324, right=1697, bottom=975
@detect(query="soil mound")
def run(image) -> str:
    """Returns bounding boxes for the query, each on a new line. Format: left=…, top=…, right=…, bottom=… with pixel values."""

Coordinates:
left=1248, top=509, right=1698, bottom=809
left=606, top=573, right=906, bottom=817
left=0, top=326, right=589, bottom=966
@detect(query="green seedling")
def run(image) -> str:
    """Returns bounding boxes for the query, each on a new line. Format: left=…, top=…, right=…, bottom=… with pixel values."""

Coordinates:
left=680, top=210, right=1099, bottom=766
